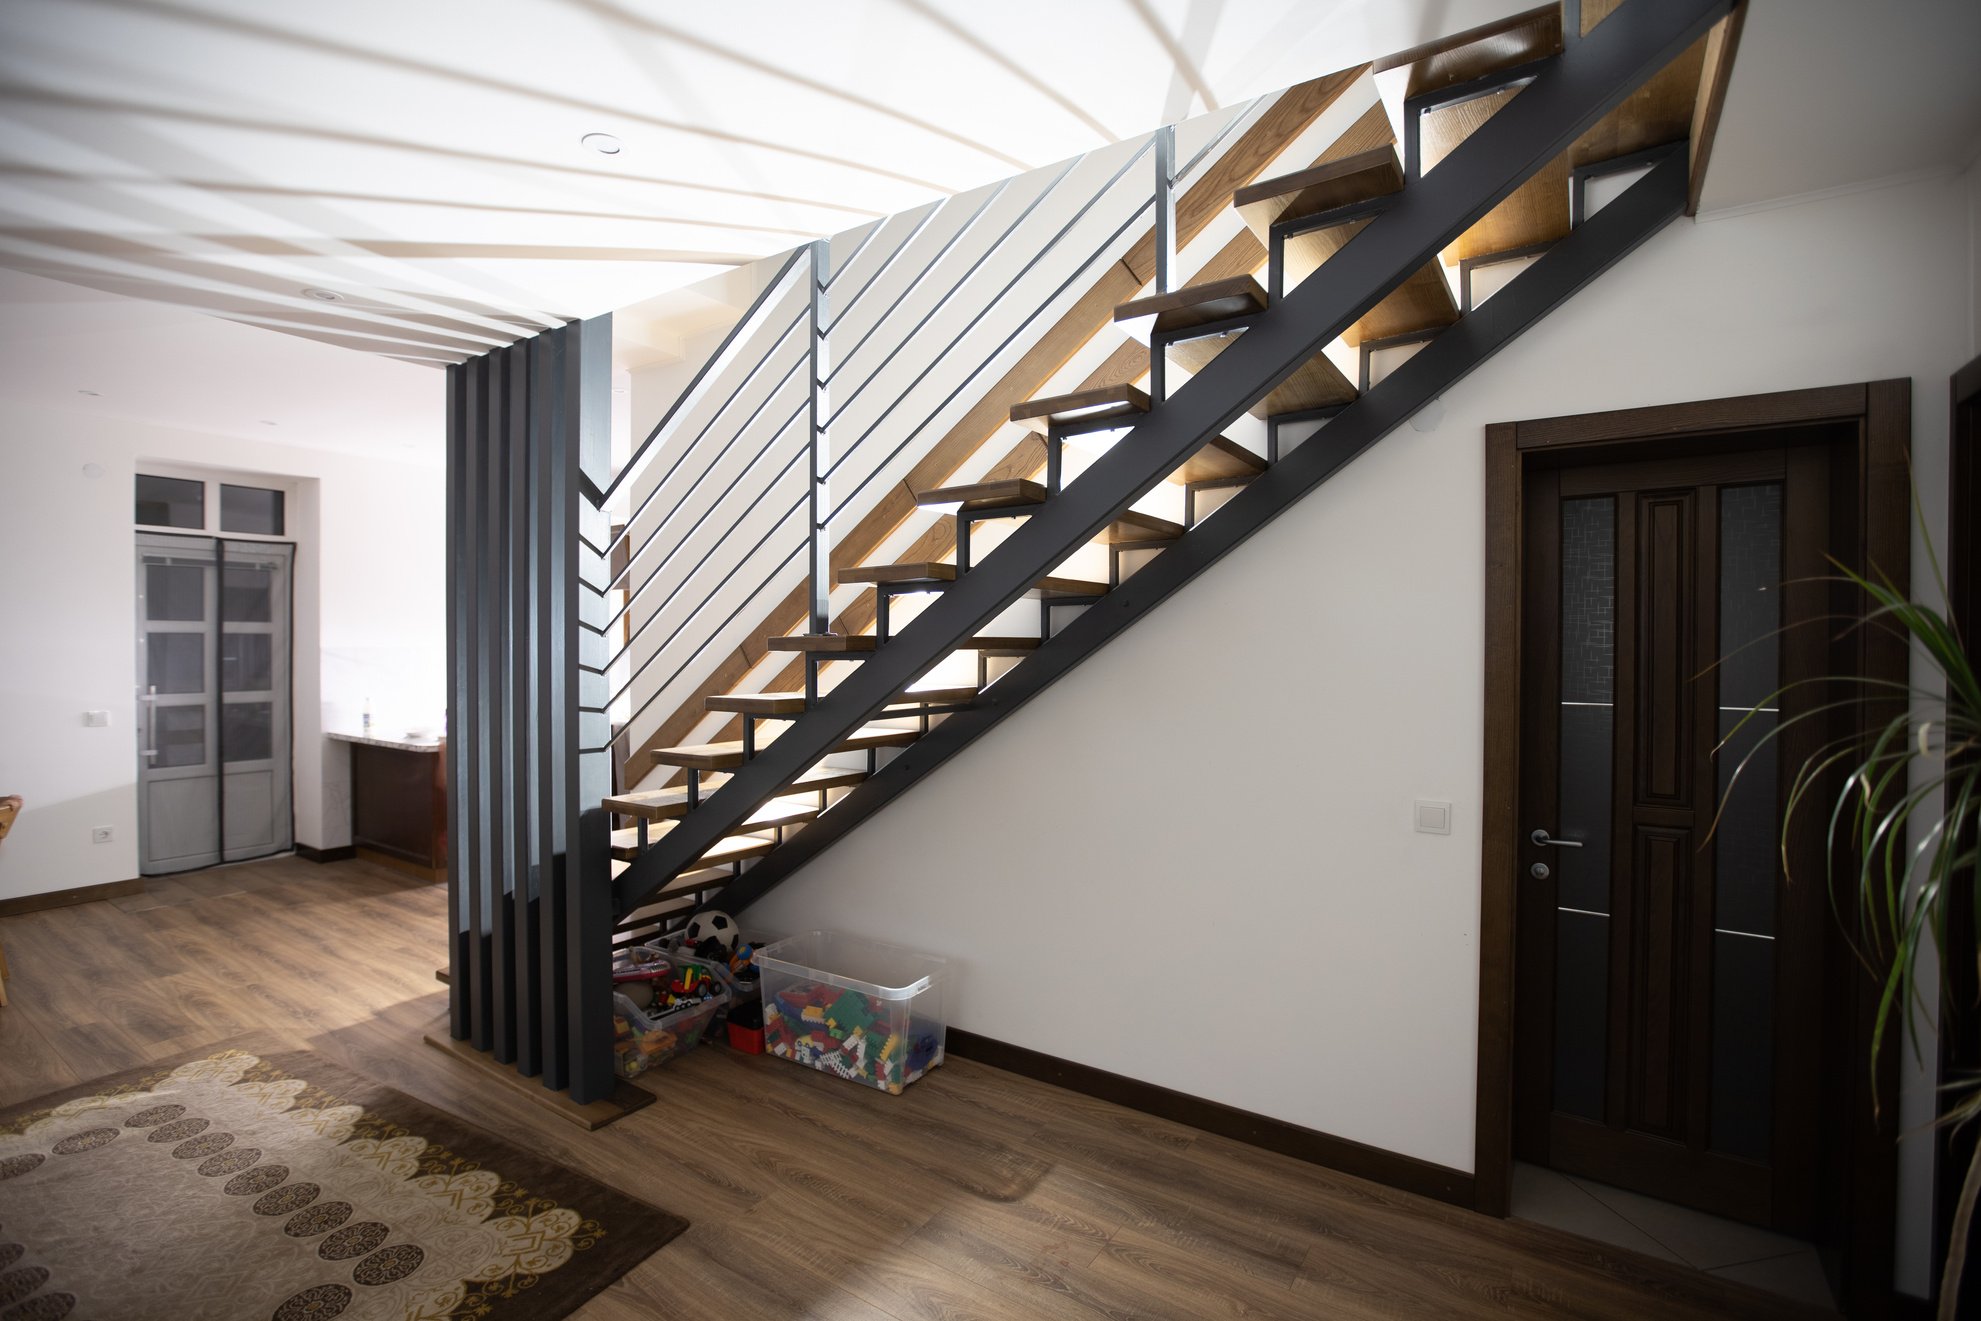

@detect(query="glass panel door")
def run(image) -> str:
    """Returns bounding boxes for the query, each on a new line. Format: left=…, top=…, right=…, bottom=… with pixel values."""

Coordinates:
left=137, top=535, right=219, bottom=873
left=135, top=534, right=294, bottom=873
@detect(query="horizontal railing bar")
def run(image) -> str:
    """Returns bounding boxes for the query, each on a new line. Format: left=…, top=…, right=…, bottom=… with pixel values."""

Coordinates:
left=610, top=346, right=812, bottom=606
left=825, top=199, right=941, bottom=313
left=613, top=533, right=808, bottom=737
left=824, top=216, right=889, bottom=290
left=825, top=172, right=1026, bottom=382
left=608, top=413, right=809, bottom=667
left=827, top=133, right=1158, bottom=479
left=829, top=188, right=1153, bottom=521
left=602, top=247, right=808, bottom=505
left=827, top=138, right=1151, bottom=427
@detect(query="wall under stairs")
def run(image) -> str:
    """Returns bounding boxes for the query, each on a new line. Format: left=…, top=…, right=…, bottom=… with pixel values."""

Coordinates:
left=746, top=169, right=1969, bottom=1293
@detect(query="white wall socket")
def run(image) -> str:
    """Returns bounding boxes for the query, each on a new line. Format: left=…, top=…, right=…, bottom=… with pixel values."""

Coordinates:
left=83, top=710, right=110, bottom=727
left=90, top=826, right=114, bottom=844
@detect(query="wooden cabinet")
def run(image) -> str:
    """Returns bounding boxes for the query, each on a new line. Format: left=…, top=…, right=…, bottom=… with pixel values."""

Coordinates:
left=342, top=738, right=446, bottom=881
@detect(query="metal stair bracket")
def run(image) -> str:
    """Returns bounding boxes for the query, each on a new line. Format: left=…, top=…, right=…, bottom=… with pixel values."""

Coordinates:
left=701, top=148, right=1691, bottom=914
left=613, top=0, right=1731, bottom=917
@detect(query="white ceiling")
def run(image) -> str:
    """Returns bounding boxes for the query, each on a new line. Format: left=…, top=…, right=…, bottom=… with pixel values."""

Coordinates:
left=0, top=264, right=439, bottom=455
left=0, top=0, right=1558, bottom=368
left=0, top=0, right=1974, bottom=460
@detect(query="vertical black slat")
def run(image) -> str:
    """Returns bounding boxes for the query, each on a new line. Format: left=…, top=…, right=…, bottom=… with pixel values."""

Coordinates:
left=486, top=343, right=519, bottom=1063
left=514, top=339, right=545, bottom=1077
left=446, top=362, right=469, bottom=1038
left=474, top=351, right=503, bottom=1050
left=560, top=317, right=597, bottom=1099
left=807, top=242, right=831, bottom=635
left=532, top=330, right=563, bottom=1088
left=461, top=354, right=490, bottom=1048
left=571, top=315, right=616, bottom=1103
left=540, top=323, right=573, bottom=1091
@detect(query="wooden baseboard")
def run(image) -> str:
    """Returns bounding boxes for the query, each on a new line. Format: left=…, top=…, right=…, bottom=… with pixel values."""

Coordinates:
left=295, top=843, right=358, bottom=865
left=355, top=847, right=442, bottom=882
left=420, top=1013, right=653, bottom=1130
left=0, top=877, right=144, bottom=918
left=944, top=1027, right=1477, bottom=1209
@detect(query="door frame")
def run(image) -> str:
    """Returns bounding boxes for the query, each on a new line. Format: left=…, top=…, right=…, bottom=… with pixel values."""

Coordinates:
left=1474, top=380, right=1910, bottom=1312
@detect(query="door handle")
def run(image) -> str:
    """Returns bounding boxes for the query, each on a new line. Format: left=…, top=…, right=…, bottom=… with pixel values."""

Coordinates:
left=1530, top=829, right=1583, bottom=849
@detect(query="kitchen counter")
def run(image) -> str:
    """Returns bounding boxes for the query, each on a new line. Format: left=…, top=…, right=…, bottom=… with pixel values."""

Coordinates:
left=332, top=732, right=446, bottom=880
left=328, top=731, right=443, bottom=753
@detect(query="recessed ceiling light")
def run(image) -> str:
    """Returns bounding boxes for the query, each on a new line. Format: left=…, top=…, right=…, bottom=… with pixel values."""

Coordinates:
left=260, top=420, right=278, bottom=427
left=581, top=132, right=623, bottom=156
left=77, top=388, right=101, bottom=396
left=301, top=287, right=345, bottom=302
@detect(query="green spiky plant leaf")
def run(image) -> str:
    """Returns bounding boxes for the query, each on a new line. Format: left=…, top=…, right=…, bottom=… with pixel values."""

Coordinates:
left=1718, top=540, right=1978, bottom=1319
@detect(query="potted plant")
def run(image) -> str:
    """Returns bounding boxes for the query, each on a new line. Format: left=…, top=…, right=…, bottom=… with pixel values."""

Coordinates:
left=1723, top=548, right=1977, bottom=1317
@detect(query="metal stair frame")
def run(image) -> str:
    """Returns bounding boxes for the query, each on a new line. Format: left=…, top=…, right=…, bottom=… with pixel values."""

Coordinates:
left=613, top=0, right=1732, bottom=919
left=699, top=147, right=1691, bottom=915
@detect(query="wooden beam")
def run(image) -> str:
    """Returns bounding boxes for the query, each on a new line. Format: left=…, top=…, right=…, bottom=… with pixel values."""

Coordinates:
left=1685, top=3, right=1747, bottom=215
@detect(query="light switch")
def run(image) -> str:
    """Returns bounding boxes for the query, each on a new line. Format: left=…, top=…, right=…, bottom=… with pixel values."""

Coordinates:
left=83, top=710, right=110, bottom=727
left=1414, top=800, right=1452, bottom=835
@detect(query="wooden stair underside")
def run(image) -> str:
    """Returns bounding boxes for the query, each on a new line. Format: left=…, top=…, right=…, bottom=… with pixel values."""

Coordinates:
left=1010, top=383, right=1150, bottom=432
left=610, top=799, right=822, bottom=862
left=651, top=724, right=917, bottom=771
left=705, top=685, right=978, bottom=718
left=915, top=479, right=1047, bottom=512
left=602, top=765, right=864, bottom=822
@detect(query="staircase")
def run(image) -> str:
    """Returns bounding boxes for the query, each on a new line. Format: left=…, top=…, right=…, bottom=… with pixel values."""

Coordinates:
left=446, top=0, right=1741, bottom=1102
left=606, top=0, right=1735, bottom=938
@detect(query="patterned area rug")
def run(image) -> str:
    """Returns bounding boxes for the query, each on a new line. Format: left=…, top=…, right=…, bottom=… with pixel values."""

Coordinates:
left=0, top=1043, right=686, bottom=1320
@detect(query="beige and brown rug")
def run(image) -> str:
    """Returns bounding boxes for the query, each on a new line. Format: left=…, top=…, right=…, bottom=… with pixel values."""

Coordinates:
left=0, top=1043, right=686, bottom=1320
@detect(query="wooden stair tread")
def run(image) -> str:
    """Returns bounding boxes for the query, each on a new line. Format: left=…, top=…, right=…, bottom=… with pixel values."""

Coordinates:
left=766, top=633, right=879, bottom=654
left=1168, top=334, right=1357, bottom=416
left=705, top=686, right=977, bottom=717
left=916, top=478, right=1047, bottom=512
left=1167, top=436, right=1268, bottom=485
left=618, top=867, right=733, bottom=920
left=1374, top=4, right=1563, bottom=100
left=963, top=636, right=1042, bottom=655
left=1010, top=383, right=1150, bottom=433
left=650, top=724, right=916, bottom=771
left=1114, top=275, right=1267, bottom=336
left=1096, top=509, right=1185, bottom=545
left=1031, top=576, right=1108, bottom=600
left=602, top=766, right=861, bottom=819
left=1231, top=148, right=1406, bottom=234
left=610, top=799, right=821, bottom=861
left=838, top=561, right=957, bottom=586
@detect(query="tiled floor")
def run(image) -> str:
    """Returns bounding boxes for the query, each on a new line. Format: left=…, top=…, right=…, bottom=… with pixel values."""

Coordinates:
left=1510, top=1163, right=1838, bottom=1313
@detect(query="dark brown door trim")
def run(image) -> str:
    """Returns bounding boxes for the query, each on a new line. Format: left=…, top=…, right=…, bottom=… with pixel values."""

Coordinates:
left=1476, top=379, right=1911, bottom=1313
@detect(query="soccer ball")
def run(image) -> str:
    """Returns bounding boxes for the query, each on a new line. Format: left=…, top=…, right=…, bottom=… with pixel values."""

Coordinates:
left=684, top=910, right=741, bottom=956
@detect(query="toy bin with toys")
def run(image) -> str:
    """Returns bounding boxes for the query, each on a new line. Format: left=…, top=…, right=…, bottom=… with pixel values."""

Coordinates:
left=756, top=931, right=947, bottom=1094
left=610, top=947, right=731, bottom=1079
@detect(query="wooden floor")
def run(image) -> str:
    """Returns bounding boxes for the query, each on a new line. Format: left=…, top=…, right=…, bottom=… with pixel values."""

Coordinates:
left=0, top=857, right=1822, bottom=1320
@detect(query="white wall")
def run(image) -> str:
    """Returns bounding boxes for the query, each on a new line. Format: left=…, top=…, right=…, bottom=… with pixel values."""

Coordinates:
left=0, top=401, right=444, bottom=902
left=750, top=172, right=1969, bottom=1285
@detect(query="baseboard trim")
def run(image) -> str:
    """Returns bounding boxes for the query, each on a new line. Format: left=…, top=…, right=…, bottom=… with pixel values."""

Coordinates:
left=295, top=844, right=358, bottom=865
left=0, top=877, right=145, bottom=917
left=944, top=1027, right=1477, bottom=1209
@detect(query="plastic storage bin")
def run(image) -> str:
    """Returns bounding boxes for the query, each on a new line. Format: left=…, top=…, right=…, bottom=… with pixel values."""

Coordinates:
left=610, top=949, right=731, bottom=1079
left=757, top=931, right=947, bottom=1094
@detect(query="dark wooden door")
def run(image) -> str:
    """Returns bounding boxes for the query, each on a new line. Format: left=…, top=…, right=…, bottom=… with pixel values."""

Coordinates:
left=1513, top=442, right=1831, bottom=1230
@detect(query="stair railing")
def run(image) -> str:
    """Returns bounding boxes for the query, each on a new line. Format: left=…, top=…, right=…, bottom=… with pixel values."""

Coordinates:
left=594, top=99, right=1267, bottom=774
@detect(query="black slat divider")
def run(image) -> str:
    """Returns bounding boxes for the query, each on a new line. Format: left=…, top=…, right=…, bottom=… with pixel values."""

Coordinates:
left=445, top=315, right=614, bottom=1102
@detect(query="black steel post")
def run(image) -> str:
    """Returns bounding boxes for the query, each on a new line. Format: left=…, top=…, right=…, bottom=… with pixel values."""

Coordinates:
left=807, top=238, right=832, bottom=636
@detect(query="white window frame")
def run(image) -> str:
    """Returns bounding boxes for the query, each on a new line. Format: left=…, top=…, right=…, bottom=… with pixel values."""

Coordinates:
left=135, top=462, right=298, bottom=543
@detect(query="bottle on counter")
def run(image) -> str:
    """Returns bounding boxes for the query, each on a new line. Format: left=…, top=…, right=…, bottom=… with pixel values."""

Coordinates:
left=362, top=697, right=372, bottom=737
